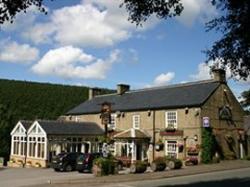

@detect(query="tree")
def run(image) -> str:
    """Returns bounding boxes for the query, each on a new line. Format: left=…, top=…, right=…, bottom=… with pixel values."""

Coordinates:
left=205, top=0, right=250, bottom=80
left=240, top=89, right=250, bottom=114
left=0, top=0, right=47, bottom=24
left=120, top=0, right=183, bottom=25
left=0, top=104, right=14, bottom=164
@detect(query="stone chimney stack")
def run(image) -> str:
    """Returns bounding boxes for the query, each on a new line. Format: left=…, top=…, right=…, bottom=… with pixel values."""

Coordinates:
left=117, top=84, right=130, bottom=95
left=212, top=69, right=226, bottom=83
left=89, top=88, right=101, bottom=100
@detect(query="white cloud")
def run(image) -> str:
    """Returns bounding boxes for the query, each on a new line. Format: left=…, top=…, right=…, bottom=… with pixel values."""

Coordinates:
left=189, top=62, right=212, bottom=81
left=146, top=72, right=175, bottom=88
left=32, top=46, right=120, bottom=80
left=22, top=23, right=56, bottom=44
left=23, top=0, right=157, bottom=47
left=153, top=72, right=175, bottom=86
left=177, top=0, right=217, bottom=26
left=190, top=59, right=235, bottom=81
left=0, top=40, right=39, bottom=64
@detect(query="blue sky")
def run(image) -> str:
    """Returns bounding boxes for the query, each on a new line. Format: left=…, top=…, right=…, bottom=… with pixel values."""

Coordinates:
left=0, top=0, right=249, bottom=99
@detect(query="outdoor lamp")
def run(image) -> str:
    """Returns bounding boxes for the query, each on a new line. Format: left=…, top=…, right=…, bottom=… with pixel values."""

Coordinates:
left=194, top=135, right=198, bottom=141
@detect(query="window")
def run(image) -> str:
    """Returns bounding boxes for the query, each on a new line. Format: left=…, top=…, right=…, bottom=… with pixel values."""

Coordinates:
left=132, top=115, right=140, bottom=129
left=165, top=140, right=178, bottom=158
left=28, top=136, right=46, bottom=158
left=109, top=114, right=116, bottom=129
left=28, top=137, right=36, bottom=157
left=165, top=111, right=177, bottom=129
left=37, top=137, right=45, bottom=158
left=13, top=136, right=19, bottom=155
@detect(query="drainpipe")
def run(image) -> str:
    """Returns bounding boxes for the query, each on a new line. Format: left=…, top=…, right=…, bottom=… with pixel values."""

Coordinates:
left=152, top=110, right=156, bottom=162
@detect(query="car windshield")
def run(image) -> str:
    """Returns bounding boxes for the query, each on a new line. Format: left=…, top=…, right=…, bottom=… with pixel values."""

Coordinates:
left=77, top=154, right=87, bottom=161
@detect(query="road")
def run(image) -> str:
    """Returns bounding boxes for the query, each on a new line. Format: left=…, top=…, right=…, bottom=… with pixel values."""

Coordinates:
left=122, top=167, right=250, bottom=187
left=41, top=167, right=250, bottom=187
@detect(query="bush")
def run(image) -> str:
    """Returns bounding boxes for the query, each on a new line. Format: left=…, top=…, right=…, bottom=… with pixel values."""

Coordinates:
left=151, top=157, right=166, bottom=172
left=93, top=157, right=118, bottom=176
left=130, top=161, right=147, bottom=173
left=185, top=157, right=198, bottom=166
left=165, top=157, right=182, bottom=169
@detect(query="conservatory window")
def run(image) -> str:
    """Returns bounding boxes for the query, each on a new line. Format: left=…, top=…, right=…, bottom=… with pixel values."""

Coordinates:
left=13, top=136, right=20, bottom=155
left=37, top=137, right=45, bottom=158
left=28, top=137, right=36, bottom=157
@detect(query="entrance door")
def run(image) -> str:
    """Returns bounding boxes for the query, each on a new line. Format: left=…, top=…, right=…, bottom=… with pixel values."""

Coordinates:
left=136, top=144, right=142, bottom=160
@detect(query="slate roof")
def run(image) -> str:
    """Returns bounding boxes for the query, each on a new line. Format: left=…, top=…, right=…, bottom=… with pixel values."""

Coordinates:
left=20, top=120, right=33, bottom=130
left=66, top=80, right=220, bottom=115
left=37, top=120, right=104, bottom=135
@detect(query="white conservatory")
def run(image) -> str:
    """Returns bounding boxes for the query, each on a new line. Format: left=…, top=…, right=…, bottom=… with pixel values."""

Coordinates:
left=9, top=120, right=104, bottom=168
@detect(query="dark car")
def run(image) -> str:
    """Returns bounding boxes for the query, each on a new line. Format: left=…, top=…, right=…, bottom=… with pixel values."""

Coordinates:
left=76, top=153, right=102, bottom=173
left=51, top=152, right=80, bottom=172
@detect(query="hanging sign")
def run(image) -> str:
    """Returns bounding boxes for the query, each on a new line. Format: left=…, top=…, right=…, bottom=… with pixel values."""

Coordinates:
left=203, top=117, right=210, bottom=128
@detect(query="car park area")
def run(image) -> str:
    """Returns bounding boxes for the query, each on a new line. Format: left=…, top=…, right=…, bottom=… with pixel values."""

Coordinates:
left=0, top=167, right=93, bottom=187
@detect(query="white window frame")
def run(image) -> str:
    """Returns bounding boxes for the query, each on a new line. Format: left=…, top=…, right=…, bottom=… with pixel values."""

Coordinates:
left=165, top=111, right=178, bottom=129
left=109, top=114, right=116, bottom=129
left=132, top=115, right=140, bottom=129
left=165, top=140, right=178, bottom=158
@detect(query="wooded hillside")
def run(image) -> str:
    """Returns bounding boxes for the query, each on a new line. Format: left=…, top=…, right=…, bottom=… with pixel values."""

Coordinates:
left=0, top=79, right=111, bottom=163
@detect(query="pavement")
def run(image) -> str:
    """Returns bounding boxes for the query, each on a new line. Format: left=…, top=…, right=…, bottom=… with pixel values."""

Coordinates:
left=27, top=160, right=250, bottom=187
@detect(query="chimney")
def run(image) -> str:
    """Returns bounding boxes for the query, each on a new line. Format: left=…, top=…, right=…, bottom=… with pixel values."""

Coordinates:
left=212, top=69, right=226, bottom=83
left=89, top=88, right=101, bottom=100
left=117, top=84, right=130, bottom=95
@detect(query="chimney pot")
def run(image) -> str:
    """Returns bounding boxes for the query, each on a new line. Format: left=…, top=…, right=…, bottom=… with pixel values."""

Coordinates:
left=117, top=84, right=130, bottom=95
left=212, top=69, right=226, bottom=83
left=89, top=88, right=101, bottom=100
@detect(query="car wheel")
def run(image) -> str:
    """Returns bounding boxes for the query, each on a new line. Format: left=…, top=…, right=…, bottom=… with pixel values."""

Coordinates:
left=65, top=164, right=73, bottom=172
left=78, top=170, right=84, bottom=173
left=54, top=168, right=60, bottom=172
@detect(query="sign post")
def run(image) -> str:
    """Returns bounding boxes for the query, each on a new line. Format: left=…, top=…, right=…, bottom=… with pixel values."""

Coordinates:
left=101, top=102, right=111, bottom=138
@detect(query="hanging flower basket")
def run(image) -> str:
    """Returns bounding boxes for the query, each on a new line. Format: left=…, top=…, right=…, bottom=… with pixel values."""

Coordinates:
left=155, top=143, right=164, bottom=151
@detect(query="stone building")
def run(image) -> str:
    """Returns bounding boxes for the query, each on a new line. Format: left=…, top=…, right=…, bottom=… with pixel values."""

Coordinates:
left=63, top=69, right=245, bottom=163
left=9, top=69, right=246, bottom=167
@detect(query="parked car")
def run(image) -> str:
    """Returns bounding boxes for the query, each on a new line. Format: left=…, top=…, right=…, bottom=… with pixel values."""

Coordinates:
left=51, top=152, right=80, bottom=172
left=76, top=153, right=102, bottom=173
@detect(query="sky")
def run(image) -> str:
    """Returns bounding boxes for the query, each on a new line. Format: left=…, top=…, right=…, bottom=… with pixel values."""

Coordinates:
left=0, top=0, right=249, bottom=99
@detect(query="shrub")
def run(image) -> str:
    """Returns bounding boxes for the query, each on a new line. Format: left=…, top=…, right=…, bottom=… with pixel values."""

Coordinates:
left=130, top=161, right=147, bottom=173
left=165, top=157, right=182, bottom=169
left=185, top=157, right=198, bottom=166
left=201, top=128, right=216, bottom=164
left=151, top=157, right=166, bottom=172
left=93, top=157, right=117, bottom=176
